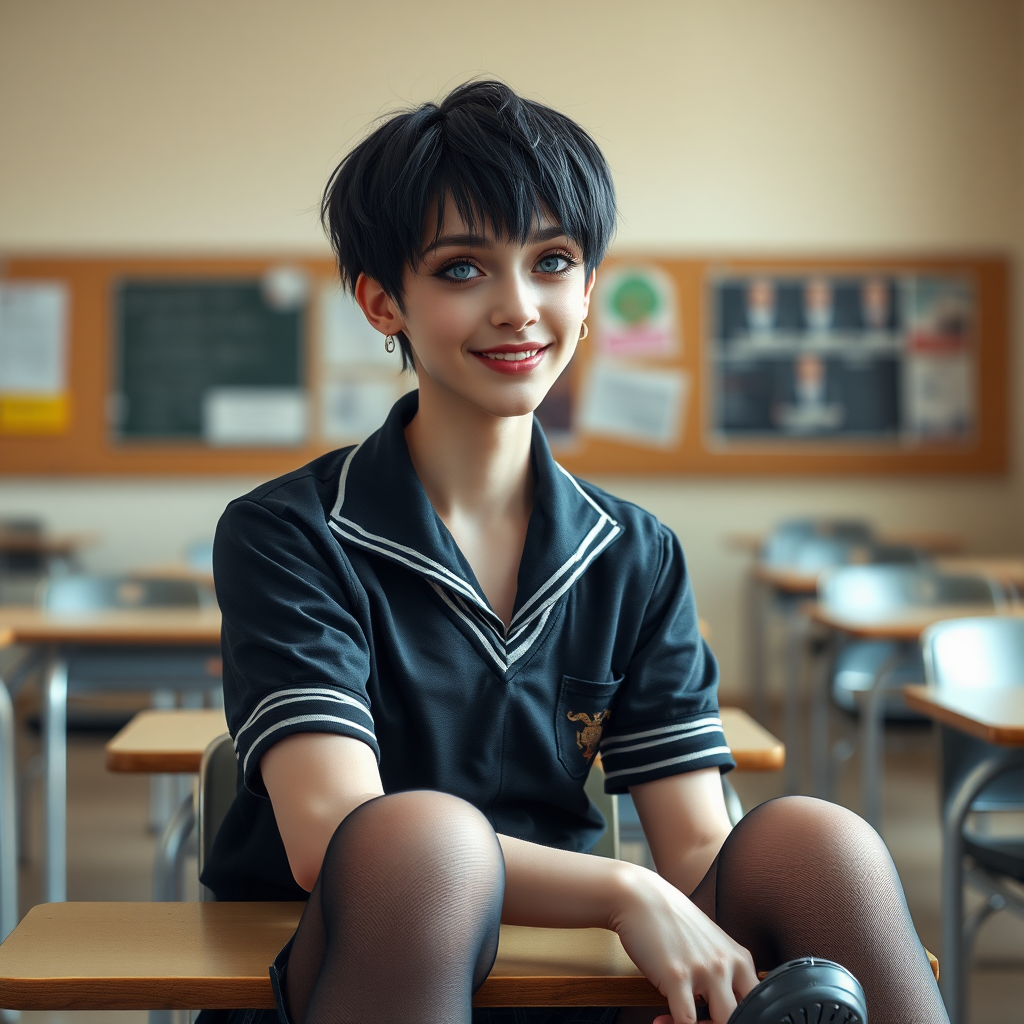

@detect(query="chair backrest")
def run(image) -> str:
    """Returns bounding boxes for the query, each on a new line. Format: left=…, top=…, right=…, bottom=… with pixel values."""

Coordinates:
left=43, top=574, right=210, bottom=612
left=819, top=565, right=1002, bottom=617
left=198, top=732, right=238, bottom=900
left=760, top=519, right=874, bottom=566
left=922, top=616, right=1024, bottom=811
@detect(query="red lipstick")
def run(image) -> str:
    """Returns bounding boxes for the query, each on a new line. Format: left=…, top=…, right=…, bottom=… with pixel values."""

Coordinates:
left=471, top=342, right=549, bottom=375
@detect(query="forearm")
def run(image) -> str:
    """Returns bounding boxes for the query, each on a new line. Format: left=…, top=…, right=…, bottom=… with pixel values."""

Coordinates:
left=498, top=833, right=641, bottom=929
left=653, top=829, right=731, bottom=898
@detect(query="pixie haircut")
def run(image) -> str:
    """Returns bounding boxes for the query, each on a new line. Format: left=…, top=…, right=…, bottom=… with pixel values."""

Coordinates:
left=321, top=80, right=617, bottom=369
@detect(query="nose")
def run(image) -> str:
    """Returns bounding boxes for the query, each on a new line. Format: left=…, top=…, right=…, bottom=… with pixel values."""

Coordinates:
left=490, top=269, right=540, bottom=333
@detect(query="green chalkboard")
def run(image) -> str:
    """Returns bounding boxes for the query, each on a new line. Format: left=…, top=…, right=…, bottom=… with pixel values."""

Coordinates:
left=115, top=279, right=304, bottom=440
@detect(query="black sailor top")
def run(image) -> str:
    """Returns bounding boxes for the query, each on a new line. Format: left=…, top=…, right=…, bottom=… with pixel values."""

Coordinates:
left=202, top=390, right=733, bottom=901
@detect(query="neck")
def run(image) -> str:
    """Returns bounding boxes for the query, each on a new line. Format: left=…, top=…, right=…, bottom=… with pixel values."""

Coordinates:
left=404, top=379, right=534, bottom=523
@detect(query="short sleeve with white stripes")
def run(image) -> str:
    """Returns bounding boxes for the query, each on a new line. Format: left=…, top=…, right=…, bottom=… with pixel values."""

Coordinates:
left=599, top=526, right=734, bottom=793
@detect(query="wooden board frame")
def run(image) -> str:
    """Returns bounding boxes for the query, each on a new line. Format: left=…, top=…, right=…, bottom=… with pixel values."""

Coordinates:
left=0, top=254, right=1009, bottom=476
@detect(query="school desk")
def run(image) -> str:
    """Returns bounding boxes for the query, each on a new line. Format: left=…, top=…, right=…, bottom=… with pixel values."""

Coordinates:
left=105, top=706, right=785, bottom=777
left=0, top=529, right=97, bottom=561
left=103, top=705, right=784, bottom=902
left=804, top=604, right=1022, bottom=830
left=726, top=530, right=964, bottom=557
left=0, top=605, right=222, bottom=905
left=903, top=685, right=1024, bottom=1024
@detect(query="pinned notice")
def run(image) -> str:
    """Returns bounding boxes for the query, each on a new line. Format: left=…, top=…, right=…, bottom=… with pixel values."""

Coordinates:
left=0, top=281, right=70, bottom=435
left=597, top=266, right=678, bottom=358
left=579, top=361, right=689, bottom=449
left=203, top=387, right=308, bottom=446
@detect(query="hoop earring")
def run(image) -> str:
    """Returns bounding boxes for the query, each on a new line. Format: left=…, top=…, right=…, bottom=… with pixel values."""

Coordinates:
left=384, top=334, right=396, bottom=353
left=579, top=321, right=589, bottom=341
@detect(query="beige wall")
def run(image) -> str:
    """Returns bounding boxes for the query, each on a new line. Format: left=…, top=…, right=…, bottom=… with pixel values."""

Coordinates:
left=1, top=0, right=1021, bottom=695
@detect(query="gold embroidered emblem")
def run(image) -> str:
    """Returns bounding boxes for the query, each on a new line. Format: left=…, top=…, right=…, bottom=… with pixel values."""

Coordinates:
left=567, top=709, right=610, bottom=763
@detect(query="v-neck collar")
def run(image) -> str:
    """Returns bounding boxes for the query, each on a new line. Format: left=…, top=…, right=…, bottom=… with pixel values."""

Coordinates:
left=328, top=391, right=622, bottom=661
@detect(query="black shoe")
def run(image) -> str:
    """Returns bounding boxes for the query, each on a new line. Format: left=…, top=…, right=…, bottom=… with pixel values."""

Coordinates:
left=696, top=957, right=867, bottom=1023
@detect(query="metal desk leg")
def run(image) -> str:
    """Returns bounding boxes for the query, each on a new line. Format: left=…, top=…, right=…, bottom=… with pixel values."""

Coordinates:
left=809, top=631, right=837, bottom=800
left=782, top=605, right=806, bottom=794
left=747, top=573, right=769, bottom=723
left=860, top=651, right=902, bottom=832
left=939, top=735, right=1024, bottom=1024
left=152, top=792, right=195, bottom=902
left=0, top=681, right=16, bottom=944
left=42, top=653, right=67, bottom=903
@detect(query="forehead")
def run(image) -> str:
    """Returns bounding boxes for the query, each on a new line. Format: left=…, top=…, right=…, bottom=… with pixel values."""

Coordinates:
left=420, top=192, right=563, bottom=249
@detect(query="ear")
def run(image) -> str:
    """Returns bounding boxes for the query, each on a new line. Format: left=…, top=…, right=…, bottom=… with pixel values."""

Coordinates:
left=354, top=273, right=407, bottom=337
left=580, top=268, right=597, bottom=320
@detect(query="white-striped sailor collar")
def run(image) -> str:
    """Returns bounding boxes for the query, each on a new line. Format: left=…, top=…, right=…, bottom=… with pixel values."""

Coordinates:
left=328, top=390, right=622, bottom=641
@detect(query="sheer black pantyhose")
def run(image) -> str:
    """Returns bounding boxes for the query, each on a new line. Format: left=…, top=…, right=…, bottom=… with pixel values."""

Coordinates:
left=686, top=795, right=948, bottom=1024
left=283, top=790, right=504, bottom=1024
left=282, top=793, right=946, bottom=1024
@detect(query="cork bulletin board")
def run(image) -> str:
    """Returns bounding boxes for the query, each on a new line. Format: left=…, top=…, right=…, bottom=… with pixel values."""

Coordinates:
left=0, top=254, right=1008, bottom=476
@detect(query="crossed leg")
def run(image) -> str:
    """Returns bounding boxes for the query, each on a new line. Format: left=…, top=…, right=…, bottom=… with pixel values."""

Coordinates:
left=282, top=790, right=504, bottom=1024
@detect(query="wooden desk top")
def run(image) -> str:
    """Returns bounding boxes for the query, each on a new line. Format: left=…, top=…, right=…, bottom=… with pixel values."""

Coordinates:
left=720, top=707, right=785, bottom=771
left=105, top=706, right=784, bottom=775
left=936, top=556, right=1024, bottom=590
left=727, top=530, right=963, bottom=557
left=105, top=708, right=228, bottom=773
left=0, top=530, right=98, bottom=556
left=751, top=563, right=819, bottom=594
left=807, top=603, right=1017, bottom=641
left=903, top=685, right=1024, bottom=746
left=0, top=902, right=661, bottom=1009
left=0, top=606, right=222, bottom=647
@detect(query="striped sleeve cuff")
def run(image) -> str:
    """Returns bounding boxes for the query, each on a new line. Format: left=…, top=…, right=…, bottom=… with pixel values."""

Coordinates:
left=599, top=713, right=735, bottom=793
left=232, top=685, right=378, bottom=795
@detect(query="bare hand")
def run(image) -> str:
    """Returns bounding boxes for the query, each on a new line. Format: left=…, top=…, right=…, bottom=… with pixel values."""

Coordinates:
left=611, top=867, right=758, bottom=1024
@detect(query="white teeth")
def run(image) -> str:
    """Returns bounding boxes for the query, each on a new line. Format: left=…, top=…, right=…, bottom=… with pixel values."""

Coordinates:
left=481, top=349, right=539, bottom=361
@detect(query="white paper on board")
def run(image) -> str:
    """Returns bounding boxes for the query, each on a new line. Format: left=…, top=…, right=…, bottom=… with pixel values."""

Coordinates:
left=0, top=282, right=69, bottom=394
left=321, top=286, right=403, bottom=368
left=322, top=379, right=404, bottom=442
left=579, top=361, right=689, bottom=449
left=203, top=387, right=308, bottom=446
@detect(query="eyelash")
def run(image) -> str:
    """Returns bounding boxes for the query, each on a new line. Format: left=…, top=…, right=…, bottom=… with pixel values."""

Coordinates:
left=434, top=248, right=580, bottom=283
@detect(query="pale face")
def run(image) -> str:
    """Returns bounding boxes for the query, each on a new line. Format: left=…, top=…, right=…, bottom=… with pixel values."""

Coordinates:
left=358, top=199, right=595, bottom=420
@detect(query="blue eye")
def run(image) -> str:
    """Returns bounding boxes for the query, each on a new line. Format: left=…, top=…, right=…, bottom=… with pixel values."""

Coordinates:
left=442, top=262, right=480, bottom=281
left=536, top=254, right=569, bottom=274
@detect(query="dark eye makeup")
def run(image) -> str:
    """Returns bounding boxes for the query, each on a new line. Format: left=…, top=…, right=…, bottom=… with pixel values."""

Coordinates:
left=434, top=248, right=579, bottom=284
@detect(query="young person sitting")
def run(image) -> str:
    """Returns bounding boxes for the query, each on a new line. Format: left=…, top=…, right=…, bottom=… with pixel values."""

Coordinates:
left=199, top=80, right=948, bottom=1024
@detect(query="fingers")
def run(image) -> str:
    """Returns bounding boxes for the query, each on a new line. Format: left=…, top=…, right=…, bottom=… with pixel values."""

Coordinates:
left=703, top=977, right=739, bottom=1024
left=732, top=950, right=760, bottom=1002
left=666, top=985, right=699, bottom=1024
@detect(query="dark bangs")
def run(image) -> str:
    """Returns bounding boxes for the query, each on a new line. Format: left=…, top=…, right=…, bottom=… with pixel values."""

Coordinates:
left=321, top=79, right=617, bottom=328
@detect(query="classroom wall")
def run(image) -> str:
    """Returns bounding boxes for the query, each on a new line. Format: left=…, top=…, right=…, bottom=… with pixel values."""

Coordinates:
left=1, top=0, right=1022, bottom=696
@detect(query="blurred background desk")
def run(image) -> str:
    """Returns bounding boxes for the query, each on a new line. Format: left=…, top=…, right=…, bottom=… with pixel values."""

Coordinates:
left=807, top=604, right=1017, bottom=828
left=0, top=606, right=221, bottom=904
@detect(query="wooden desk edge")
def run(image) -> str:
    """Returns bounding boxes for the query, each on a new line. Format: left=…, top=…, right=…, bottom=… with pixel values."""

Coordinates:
left=902, top=685, right=1021, bottom=746
left=104, top=749, right=215, bottom=773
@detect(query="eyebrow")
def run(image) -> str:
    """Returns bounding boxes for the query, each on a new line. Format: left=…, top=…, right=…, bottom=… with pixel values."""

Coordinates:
left=426, top=225, right=570, bottom=252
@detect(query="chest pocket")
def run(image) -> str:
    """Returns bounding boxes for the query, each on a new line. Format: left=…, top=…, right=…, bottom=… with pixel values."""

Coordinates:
left=556, top=674, right=622, bottom=779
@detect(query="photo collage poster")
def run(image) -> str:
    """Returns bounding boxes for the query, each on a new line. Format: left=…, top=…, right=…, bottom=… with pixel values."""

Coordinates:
left=708, top=272, right=975, bottom=444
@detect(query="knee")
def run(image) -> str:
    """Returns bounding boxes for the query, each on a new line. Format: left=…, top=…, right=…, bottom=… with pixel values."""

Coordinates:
left=735, top=796, right=889, bottom=867
left=322, top=790, right=504, bottom=894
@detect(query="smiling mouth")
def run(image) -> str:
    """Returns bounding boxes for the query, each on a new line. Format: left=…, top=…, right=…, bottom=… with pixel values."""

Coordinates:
left=478, top=349, right=543, bottom=362
left=471, top=344, right=551, bottom=375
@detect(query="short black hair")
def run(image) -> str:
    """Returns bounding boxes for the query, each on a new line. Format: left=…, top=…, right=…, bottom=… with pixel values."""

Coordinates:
left=321, top=80, right=617, bottom=369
